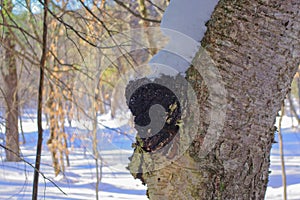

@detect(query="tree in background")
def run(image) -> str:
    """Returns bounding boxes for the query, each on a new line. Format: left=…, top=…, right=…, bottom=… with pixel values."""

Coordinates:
left=0, top=0, right=170, bottom=198
left=0, top=0, right=20, bottom=162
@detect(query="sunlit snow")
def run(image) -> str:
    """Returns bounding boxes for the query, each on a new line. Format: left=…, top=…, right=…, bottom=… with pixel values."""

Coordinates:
left=149, top=0, right=219, bottom=76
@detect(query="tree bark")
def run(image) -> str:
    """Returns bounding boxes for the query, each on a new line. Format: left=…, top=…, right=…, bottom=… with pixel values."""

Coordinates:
left=127, top=0, right=300, bottom=199
left=32, top=0, right=49, bottom=198
left=2, top=0, right=20, bottom=162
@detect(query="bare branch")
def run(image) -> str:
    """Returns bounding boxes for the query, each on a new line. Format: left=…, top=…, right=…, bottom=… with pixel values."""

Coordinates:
left=0, top=144, right=67, bottom=196
left=113, top=0, right=161, bottom=23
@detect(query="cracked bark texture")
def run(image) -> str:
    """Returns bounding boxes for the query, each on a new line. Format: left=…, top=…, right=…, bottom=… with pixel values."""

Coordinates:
left=128, top=0, right=300, bottom=199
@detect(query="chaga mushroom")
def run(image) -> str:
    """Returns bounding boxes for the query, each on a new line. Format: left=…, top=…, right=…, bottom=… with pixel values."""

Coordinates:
left=125, top=75, right=188, bottom=153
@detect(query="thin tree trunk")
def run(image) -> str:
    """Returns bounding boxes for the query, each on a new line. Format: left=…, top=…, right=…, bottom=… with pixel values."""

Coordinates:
left=288, top=93, right=300, bottom=124
left=19, top=111, right=26, bottom=144
left=92, top=98, right=101, bottom=200
left=58, top=99, right=67, bottom=172
left=278, top=103, right=287, bottom=200
left=62, top=124, right=70, bottom=167
left=289, top=101, right=295, bottom=128
left=59, top=137, right=65, bottom=174
left=96, top=80, right=106, bottom=115
left=32, top=0, right=48, bottom=198
left=127, top=1, right=300, bottom=199
left=297, top=74, right=300, bottom=113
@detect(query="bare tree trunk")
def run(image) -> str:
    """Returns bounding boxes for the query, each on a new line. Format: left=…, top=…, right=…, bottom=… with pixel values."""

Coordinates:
left=92, top=97, right=101, bottom=200
left=297, top=74, right=300, bottom=113
left=58, top=99, right=68, bottom=171
left=93, top=67, right=105, bottom=199
left=96, top=80, right=106, bottom=115
left=127, top=1, right=300, bottom=199
left=1, top=0, right=20, bottom=162
left=278, top=103, right=287, bottom=200
left=32, top=0, right=48, bottom=198
left=19, top=111, right=26, bottom=144
left=62, top=126, right=70, bottom=167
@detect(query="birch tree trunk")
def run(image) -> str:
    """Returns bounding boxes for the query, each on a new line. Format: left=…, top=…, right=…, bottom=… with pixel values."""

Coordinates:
left=127, top=0, right=300, bottom=199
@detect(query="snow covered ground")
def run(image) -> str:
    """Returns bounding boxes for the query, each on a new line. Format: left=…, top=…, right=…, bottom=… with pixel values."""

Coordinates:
left=0, top=112, right=299, bottom=199
left=265, top=115, right=300, bottom=200
left=0, top=111, right=147, bottom=200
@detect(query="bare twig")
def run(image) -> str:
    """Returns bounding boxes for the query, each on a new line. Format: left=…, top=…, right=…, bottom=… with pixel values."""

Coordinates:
left=113, top=0, right=161, bottom=23
left=146, top=0, right=165, bottom=12
left=0, top=144, right=67, bottom=196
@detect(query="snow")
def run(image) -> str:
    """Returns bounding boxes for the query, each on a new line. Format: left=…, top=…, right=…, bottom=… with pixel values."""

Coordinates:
left=266, top=184, right=300, bottom=200
left=0, top=111, right=300, bottom=199
left=0, top=149, right=147, bottom=200
left=149, top=0, right=219, bottom=76
left=1, top=0, right=300, bottom=199
left=0, top=113, right=147, bottom=200
left=264, top=115, right=300, bottom=199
